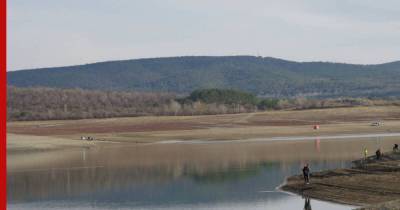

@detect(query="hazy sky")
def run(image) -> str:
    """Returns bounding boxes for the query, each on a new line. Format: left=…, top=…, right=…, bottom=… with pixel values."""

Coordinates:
left=7, top=0, right=400, bottom=70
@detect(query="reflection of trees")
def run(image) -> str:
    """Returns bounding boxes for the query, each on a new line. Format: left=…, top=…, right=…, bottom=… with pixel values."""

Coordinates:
left=9, top=138, right=379, bottom=204
left=8, top=167, right=170, bottom=202
left=7, top=161, right=278, bottom=202
left=8, top=158, right=350, bottom=205
left=187, top=162, right=276, bottom=184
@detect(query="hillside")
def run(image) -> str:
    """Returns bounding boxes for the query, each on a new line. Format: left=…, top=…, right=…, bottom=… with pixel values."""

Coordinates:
left=7, top=56, right=400, bottom=97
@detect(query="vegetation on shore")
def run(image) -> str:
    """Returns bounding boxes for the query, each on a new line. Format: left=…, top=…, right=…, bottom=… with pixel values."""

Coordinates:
left=8, top=86, right=400, bottom=121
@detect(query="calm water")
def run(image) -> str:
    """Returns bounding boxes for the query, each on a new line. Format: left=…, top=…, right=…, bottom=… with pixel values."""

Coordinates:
left=8, top=136, right=397, bottom=210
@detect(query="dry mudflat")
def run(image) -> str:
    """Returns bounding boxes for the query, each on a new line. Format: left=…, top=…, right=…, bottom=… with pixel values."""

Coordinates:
left=7, top=106, right=400, bottom=145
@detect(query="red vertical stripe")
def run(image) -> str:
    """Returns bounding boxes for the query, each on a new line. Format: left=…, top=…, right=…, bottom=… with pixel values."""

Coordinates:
left=1, top=0, right=6, bottom=208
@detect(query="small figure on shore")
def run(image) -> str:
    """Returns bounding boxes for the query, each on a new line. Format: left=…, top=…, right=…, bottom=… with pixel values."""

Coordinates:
left=302, top=164, right=310, bottom=184
left=81, top=136, right=94, bottom=141
left=376, top=149, right=381, bottom=160
left=363, top=148, right=368, bottom=160
left=394, top=144, right=399, bottom=152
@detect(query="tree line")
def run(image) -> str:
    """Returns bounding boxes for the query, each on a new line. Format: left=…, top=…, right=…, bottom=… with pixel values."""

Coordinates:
left=7, top=86, right=400, bottom=121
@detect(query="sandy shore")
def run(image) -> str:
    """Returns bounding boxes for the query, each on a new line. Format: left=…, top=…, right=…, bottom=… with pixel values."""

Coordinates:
left=281, top=152, right=400, bottom=209
left=7, top=106, right=400, bottom=144
left=7, top=133, right=98, bottom=154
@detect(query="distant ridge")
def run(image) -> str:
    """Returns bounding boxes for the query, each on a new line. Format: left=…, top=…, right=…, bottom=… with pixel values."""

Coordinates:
left=7, top=56, right=400, bottom=97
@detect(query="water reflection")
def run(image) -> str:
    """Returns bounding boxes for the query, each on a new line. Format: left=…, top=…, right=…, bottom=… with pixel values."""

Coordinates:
left=304, top=197, right=312, bottom=210
left=8, top=160, right=346, bottom=204
left=8, top=137, right=397, bottom=209
left=315, top=138, right=320, bottom=153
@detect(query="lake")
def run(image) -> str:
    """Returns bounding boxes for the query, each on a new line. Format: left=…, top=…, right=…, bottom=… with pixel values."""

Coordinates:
left=8, top=136, right=398, bottom=210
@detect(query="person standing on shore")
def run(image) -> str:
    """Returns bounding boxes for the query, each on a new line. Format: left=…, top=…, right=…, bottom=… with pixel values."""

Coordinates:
left=364, top=148, right=368, bottom=160
left=302, top=164, right=310, bottom=184
left=376, top=149, right=382, bottom=160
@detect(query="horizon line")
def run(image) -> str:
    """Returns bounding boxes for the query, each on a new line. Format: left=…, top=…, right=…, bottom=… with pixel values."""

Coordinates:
left=7, top=55, right=400, bottom=72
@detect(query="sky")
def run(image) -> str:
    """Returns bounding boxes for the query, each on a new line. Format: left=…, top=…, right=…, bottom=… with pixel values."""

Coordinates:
left=7, top=0, right=400, bottom=71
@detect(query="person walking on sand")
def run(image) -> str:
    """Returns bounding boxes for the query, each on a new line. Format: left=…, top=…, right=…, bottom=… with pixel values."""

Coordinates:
left=302, top=164, right=310, bottom=184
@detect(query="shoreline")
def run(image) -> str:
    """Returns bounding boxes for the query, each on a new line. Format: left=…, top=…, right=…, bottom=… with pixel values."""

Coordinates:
left=280, top=152, right=400, bottom=209
left=153, top=132, right=400, bottom=145
left=8, top=131, right=400, bottom=154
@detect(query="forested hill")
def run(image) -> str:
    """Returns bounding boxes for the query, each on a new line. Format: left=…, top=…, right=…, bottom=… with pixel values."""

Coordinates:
left=7, top=56, right=400, bottom=97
